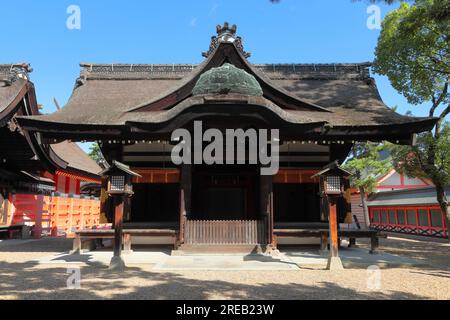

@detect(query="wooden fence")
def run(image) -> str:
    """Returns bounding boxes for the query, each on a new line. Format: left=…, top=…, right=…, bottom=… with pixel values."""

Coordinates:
left=185, top=220, right=267, bottom=245
left=6, top=194, right=101, bottom=238
left=7, top=194, right=51, bottom=237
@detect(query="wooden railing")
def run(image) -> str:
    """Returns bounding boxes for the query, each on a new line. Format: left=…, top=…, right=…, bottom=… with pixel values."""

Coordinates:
left=185, top=220, right=267, bottom=245
left=49, top=196, right=101, bottom=237
left=6, top=194, right=101, bottom=238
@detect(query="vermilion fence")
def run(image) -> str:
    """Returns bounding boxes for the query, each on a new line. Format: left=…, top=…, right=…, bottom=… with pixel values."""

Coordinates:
left=6, top=193, right=101, bottom=238
left=369, top=205, right=448, bottom=238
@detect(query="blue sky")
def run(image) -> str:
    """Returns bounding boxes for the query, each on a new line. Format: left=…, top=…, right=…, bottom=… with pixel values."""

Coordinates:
left=0, top=0, right=434, bottom=152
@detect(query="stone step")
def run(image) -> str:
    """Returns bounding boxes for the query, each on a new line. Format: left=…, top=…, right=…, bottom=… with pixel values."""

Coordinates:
left=172, top=244, right=267, bottom=256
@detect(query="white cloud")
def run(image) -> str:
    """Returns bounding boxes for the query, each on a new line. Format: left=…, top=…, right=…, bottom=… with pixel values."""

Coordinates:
left=208, top=3, right=219, bottom=16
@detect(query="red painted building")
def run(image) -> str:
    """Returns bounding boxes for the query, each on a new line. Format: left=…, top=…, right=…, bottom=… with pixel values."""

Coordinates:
left=367, top=186, right=448, bottom=238
left=0, top=64, right=101, bottom=237
left=44, top=141, right=101, bottom=195
left=351, top=169, right=447, bottom=238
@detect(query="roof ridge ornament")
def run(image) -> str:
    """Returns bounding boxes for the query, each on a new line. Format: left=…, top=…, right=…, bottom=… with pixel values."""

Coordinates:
left=10, top=63, right=32, bottom=81
left=193, top=63, right=263, bottom=96
left=0, top=63, right=32, bottom=85
left=202, top=22, right=251, bottom=59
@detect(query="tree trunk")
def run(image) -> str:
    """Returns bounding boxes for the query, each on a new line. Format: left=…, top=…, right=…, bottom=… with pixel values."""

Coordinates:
left=435, top=183, right=450, bottom=242
left=359, top=186, right=370, bottom=229
left=429, top=123, right=450, bottom=242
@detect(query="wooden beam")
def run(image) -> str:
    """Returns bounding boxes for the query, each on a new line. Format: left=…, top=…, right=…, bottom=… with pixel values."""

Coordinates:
left=114, top=198, right=124, bottom=257
left=327, top=197, right=344, bottom=270
left=179, top=164, right=192, bottom=246
left=0, top=192, right=7, bottom=225
left=329, top=199, right=339, bottom=257
left=33, top=195, right=44, bottom=239
left=132, top=169, right=180, bottom=184
left=123, top=234, right=132, bottom=254
left=260, top=175, right=274, bottom=248
left=110, top=195, right=125, bottom=271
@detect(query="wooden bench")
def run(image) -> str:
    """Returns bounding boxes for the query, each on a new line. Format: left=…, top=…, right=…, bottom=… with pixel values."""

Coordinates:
left=72, top=228, right=179, bottom=254
left=273, top=228, right=386, bottom=254
left=0, top=224, right=31, bottom=239
left=340, top=230, right=387, bottom=254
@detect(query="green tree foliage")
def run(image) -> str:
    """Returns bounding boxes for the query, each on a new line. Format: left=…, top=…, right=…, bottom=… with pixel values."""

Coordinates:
left=354, top=0, right=408, bottom=4
left=88, top=143, right=103, bottom=162
left=373, top=1, right=449, bottom=107
left=344, top=143, right=392, bottom=227
left=388, top=124, right=450, bottom=187
left=373, top=0, right=450, bottom=240
left=344, top=143, right=392, bottom=194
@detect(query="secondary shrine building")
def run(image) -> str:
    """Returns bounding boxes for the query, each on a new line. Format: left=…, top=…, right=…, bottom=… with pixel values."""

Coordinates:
left=0, top=64, right=102, bottom=238
left=18, top=24, right=436, bottom=250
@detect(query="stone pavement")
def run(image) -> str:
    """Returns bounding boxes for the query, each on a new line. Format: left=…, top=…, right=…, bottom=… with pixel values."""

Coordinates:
left=31, top=244, right=425, bottom=271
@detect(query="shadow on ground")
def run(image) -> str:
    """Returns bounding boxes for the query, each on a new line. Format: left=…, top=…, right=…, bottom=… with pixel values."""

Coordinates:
left=0, top=260, right=431, bottom=300
left=0, top=237, right=448, bottom=300
left=0, top=238, right=72, bottom=253
left=357, top=237, right=450, bottom=270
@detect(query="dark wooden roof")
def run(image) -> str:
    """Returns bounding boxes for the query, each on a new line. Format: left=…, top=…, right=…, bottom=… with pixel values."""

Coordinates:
left=312, top=161, right=352, bottom=178
left=16, top=27, right=437, bottom=143
left=100, top=160, right=141, bottom=177
left=0, top=64, right=101, bottom=179
left=0, top=64, right=32, bottom=125
left=0, top=168, right=55, bottom=193
left=51, top=141, right=102, bottom=177
left=0, top=64, right=63, bottom=173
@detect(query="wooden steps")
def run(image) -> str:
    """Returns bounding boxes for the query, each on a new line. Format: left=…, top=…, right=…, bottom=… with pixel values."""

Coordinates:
left=173, top=244, right=266, bottom=255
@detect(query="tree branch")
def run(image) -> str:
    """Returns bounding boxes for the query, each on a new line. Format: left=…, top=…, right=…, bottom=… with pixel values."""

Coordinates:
left=394, top=54, right=449, bottom=75
left=437, top=104, right=450, bottom=135
left=430, top=81, right=449, bottom=117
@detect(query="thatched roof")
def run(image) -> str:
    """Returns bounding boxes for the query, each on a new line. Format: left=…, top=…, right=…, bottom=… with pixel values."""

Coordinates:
left=50, top=141, right=102, bottom=177
left=0, top=65, right=100, bottom=179
left=20, top=62, right=433, bottom=128
left=17, top=25, right=437, bottom=143
left=0, top=64, right=31, bottom=123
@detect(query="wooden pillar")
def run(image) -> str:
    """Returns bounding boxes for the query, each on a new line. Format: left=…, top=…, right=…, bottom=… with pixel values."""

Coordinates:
left=64, top=177, right=70, bottom=194
left=260, top=175, right=274, bottom=248
left=68, top=197, right=74, bottom=236
left=7, top=193, right=16, bottom=226
left=110, top=195, right=125, bottom=271
left=99, top=176, right=110, bottom=223
left=179, top=164, right=192, bottom=246
left=320, top=232, right=328, bottom=254
left=329, top=198, right=339, bottom=257
left=123, top=233, right=132, bottom=254
left=72, top=233, right=81, bottom=254
left=327, top=197, right=344, bottom=270
left=75, top=180, right=81, bottom=195
left=0, top=190, right=7, bottom=225
left=34, top=195, right=44, bottom=239
left=50, top=195, right=59, bottom=237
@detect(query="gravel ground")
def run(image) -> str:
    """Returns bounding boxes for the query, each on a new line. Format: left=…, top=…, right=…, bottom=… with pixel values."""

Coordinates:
left=363, top=234, right=450, bottom=269
left=0, top=236, right=449, bottom=300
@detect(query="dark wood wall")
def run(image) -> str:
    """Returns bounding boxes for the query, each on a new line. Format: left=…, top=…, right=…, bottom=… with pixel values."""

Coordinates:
left=191, top=165, right=260, bottom=220
left=130, top=184, right=180, bottom=223
left=273, top=183, right=321, bottom=223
